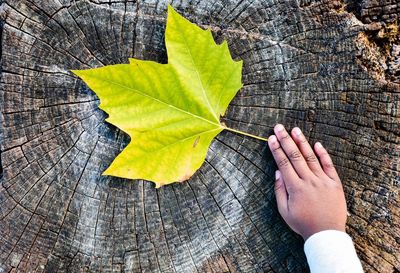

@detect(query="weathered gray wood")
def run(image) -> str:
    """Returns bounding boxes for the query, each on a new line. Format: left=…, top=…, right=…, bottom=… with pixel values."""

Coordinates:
left=0, top=0, right=399, bottom=272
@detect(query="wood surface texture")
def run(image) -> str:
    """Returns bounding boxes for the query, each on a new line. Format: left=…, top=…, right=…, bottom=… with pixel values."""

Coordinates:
left=0, top=0, right=399, bottom=272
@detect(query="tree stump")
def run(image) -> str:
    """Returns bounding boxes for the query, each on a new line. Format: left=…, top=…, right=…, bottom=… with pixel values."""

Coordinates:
left=0, top=0, right=399, bottom=272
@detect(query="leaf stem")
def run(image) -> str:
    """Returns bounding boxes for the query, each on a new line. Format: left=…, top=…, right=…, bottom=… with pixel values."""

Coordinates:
left=222, top=126, right=268, bottom=141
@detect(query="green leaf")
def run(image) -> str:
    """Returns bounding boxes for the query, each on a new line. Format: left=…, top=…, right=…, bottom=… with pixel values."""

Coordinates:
left=72, top=4, right=266, bottom=188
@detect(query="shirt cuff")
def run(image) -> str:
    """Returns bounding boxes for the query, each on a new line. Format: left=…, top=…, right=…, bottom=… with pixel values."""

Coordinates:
left=304, top=230, right=364, bottom=273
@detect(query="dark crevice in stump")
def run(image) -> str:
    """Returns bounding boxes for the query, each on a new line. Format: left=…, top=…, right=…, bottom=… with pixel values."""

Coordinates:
left=345, top=0, right=400, bottom=84
left=344, top=0, right=399, bottom=24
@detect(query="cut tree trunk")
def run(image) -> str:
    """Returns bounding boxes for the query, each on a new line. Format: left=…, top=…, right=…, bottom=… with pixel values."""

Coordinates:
left=0, top=0, right=399, bottom=272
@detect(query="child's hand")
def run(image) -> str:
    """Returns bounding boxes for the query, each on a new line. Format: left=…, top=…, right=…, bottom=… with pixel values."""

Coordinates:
left=268, top=124, right=347, bottom=240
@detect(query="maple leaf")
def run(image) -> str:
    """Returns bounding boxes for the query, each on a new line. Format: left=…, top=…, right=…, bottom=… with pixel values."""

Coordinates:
left=72, top=4, right=266, bottom=188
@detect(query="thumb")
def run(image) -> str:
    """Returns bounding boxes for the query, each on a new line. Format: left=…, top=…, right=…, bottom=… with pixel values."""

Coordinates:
left=274, top=170, right=288, bottom=216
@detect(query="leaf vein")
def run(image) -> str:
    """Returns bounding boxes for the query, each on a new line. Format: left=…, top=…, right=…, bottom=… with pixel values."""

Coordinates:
left=91, top=73, right=220, bottom=128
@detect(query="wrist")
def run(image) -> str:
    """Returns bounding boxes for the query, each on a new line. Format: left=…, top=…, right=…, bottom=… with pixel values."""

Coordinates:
left=301, top=224, right=346, bottom=241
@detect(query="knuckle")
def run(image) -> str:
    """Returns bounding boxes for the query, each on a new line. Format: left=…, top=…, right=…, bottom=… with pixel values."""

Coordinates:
left=281, top=134, right=291, bottom=141
left=285, top=184, right=299, bottom=194
left=324, top=162, right=335, bottom=169
left=278, top=158, right=290, bottom=167
left=305, top=153, right=318, bottom=162
left=288, top=150, right=302, bottom=160
left=299, top=138, right=308, bottom=146
left=274, top=182, right=284, bottom=192
left=299, top=138, right=308, bottom=144
left=272, top=146, right=282, bottom=152
left=308, top=176, right=319, bottom=187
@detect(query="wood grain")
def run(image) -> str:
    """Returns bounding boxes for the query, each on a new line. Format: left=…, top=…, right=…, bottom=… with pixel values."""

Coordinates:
left=0, top=0, right=399, bottom=272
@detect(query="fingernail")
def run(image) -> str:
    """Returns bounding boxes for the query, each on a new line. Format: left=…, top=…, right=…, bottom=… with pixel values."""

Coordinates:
left=275, top=170, right=281, bottom=181
left=269, top=135, right=277, bottom=143
left=275, top=124, right=284, bottom=132
left=315, top=142, right=323, bottom=148
left=293, top=127, right=302, bottom=136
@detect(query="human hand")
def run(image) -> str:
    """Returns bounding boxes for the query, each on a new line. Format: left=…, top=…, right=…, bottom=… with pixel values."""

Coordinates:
left=268, top=124, right=347, bottom=240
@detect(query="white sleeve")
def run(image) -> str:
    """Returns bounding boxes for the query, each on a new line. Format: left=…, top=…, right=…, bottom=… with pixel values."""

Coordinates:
left=304, top=230, right=364, bottom=273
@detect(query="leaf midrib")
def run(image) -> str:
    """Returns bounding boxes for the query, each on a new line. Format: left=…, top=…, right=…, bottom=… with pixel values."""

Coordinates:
left=178, top=31, right=219, bottom=122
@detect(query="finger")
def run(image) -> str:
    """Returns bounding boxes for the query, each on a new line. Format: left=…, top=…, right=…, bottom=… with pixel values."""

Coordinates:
left=268, top=135, right=300, bottom=189
left=274, top=124, right=310, bottom=178
left=291, top=127, right=324, bottom=175
left=314, top=142, right=341, bottom=182
left=274, top=170, right=288, bottom=216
